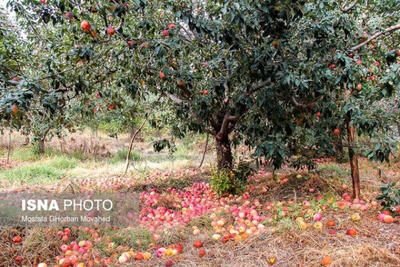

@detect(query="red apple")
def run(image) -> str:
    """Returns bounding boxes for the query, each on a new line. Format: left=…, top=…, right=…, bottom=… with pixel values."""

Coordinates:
left=12, top=236, right=22, bottom=243
left=61, top=244, right=69, bottom=253
left=329, top=64, right=336, bottom=70
left=168, top=23, right=176, bottom=29
left=40, top=0, right=47, bottom=3
left=162, top=30, right=169, bottom=37
left=193, top=240, right=203, bottom=248
left=346, top=229, right=357, bottom=236
left=396, top=49, right=400, bottom=56
left=356, top=84, right=362, bottom=91
left=199, top=249, right=206, bottom=257
left=135, top=252, right=144, bottom=261
left=107, top=26, right=115, bottom=36
left=15, top=256, right=23, bottom=263
left=159, top=72, right=166, bottom=79
left=81, top=20, right=91, bottom=32
left=174, top=243, right=183, bottom=254
left=356, top=59, right=362, bottom=65
left=12, top=77, right=20, bottom=82
left=316, top=111, right=321, bottom=117
left=333, top=128, right=340, bottom=135
left=348, top=53, right=354, bottom=58
left=374, top=61, right=380, bottom=67
left=202, top=89, right=208, bottom=95
left=65, top=12, right=74, bottom=19
left=127, top=40, right=134, bottom=46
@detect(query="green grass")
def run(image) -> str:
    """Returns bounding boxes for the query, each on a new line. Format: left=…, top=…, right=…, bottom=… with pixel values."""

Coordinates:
left=0, top=165, right=63, bottom=184
left=45, top=156, right=78, bottom=170
left=117, top=149, right=142, bottom=161
left=108, top=149, right=143, bottom=165
left=0, top=152, right=79, bottom=184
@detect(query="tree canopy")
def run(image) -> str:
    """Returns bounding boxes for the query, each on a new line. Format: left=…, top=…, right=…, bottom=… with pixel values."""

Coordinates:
left=1, top=0, right=400, bottom=198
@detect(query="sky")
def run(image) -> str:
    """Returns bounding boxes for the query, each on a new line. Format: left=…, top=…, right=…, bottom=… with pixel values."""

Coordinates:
left=0, top=0, right=7, bottom=9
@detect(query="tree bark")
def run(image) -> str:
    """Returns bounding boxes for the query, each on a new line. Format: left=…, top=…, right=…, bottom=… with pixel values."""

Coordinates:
left=346, top=120, right=361, bottom=200
left=215, top=134, right=233, bottom=170
left=7, top=130, right=11, bottom=164
left=38, top=138, right=45, bottom=154
left=334, top=137, right=345, bottom=162
left=397, top=123, right=400, bottom=137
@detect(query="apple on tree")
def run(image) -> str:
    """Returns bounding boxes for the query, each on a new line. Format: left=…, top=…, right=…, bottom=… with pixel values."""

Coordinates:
left=107, top=26, right=116, bottom=36
left=159, top=72, right=166, bottom=79
left=80, top=20, right=91, bottom=32
left=162, top=30, right=169, bottom=37
left=65, top=12, right=73, bottom=20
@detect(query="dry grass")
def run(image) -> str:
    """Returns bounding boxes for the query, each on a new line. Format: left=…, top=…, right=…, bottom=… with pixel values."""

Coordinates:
left=0, top=227, right=63, bottom=267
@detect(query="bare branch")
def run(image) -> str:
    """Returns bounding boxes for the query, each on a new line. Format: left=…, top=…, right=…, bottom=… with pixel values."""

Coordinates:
left=349, top=23, right=400, bottom=51
left=341, top=0, right=358, bottom=13
left=163, top=92, right=185, bottom=104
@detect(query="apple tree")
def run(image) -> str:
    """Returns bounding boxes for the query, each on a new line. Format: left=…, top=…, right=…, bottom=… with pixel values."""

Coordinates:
left=4, top=0, right=400, bottom=199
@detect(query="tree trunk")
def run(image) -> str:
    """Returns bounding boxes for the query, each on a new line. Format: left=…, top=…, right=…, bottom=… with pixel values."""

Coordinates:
left=6, top=130, right=11, bottom=164
left=397, top=123, right=400, bottom=136
left=346, top=120, right=361, bottom=200
left=334, top=137, right=345, bottom=162
left=38, top=138, right=45, bottom=154
left=215, top=135, right=233, bottom=170
left=124, top=119, right=146, bottom=176
left=130, top=125, right=136, bottom=139
left=198, top=133, right=209, bottom=169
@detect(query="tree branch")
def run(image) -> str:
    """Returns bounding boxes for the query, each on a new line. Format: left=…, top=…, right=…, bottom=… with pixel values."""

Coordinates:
left=101, top=10, right=109, bottom=28
left=291, top=96, right=308, bottom=109
left=290, top=95, right=324, bottom=109
left=340, top=0, right=358, bottom=13
left=349, top=23, right=400, bottom=51
left=223, top=79, right=230, bottom=104
left=246, top=79, right=271, bottom=96
left=218, top=112, right=240, bottom=136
